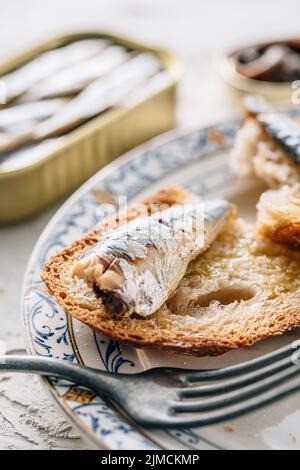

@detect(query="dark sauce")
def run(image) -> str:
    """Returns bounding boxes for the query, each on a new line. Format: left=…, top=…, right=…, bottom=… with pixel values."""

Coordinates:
left=232, top=40, right=300, bottom=83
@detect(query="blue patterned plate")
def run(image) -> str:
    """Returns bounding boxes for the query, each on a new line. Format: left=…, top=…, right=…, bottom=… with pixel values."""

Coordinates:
left=23, top=119, right=300, bottom=450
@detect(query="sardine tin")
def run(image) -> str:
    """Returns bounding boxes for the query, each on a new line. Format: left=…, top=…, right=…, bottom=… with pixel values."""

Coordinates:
left=0, top=32, right=181, bottom=224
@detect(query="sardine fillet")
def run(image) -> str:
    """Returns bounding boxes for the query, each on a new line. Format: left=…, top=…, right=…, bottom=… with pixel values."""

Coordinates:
left=72, top=200, right=230, bottom=318
left=42, top=186, right=300, bottom=357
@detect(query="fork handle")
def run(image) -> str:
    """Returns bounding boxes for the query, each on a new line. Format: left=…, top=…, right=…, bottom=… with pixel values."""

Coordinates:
left=0, top=355, right=120, bottom=397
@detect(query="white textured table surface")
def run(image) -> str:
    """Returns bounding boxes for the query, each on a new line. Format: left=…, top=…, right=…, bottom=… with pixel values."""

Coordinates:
left=0, top=0, right=299, bottom=450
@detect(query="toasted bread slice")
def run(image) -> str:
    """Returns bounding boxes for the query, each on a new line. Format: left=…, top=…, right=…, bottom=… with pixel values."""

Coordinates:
left=257, top=186, right=300, bottom=249
left=42, top=186, right=300, bottom=357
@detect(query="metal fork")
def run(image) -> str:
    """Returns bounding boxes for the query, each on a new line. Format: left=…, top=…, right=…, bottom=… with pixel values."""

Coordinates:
left=1, top=341, right=300, bottom=428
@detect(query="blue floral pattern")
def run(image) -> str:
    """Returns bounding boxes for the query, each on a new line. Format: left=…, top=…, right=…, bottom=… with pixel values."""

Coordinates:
left=94, top=334, right=135, bottom=373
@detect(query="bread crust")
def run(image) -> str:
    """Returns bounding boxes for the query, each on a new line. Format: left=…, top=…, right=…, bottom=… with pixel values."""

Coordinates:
left=42, top=186, right=300, bottom=357
left=257, top=188, right=300, bottom=249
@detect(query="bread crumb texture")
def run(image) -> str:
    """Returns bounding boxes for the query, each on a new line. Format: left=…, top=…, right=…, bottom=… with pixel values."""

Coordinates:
left=42, top=187, right=300, bottom=357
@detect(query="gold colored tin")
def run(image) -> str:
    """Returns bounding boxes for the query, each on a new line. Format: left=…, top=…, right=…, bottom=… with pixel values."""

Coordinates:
left=0, top=32, right=181, bottom=224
